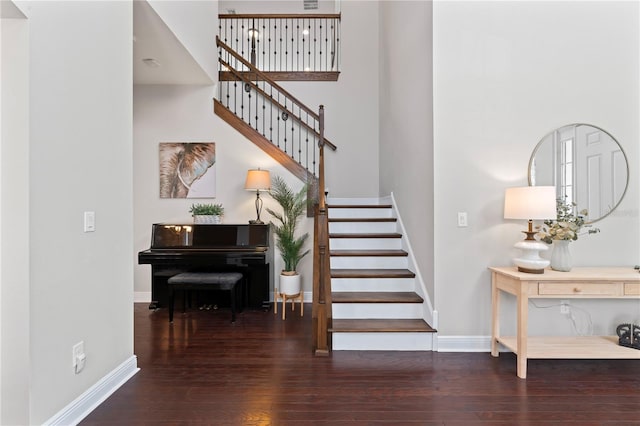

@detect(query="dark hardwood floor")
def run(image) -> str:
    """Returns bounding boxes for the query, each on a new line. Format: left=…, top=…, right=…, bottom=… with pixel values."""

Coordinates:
left=81, top=303, right=640, bottom=425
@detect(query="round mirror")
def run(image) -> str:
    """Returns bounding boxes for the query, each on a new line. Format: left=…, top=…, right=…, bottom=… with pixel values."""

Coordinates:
left=528, top=123, right=629, bottom=223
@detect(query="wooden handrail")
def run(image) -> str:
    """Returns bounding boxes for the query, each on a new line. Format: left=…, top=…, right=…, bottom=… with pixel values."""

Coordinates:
left=312, top=105, right=332, bottom=356
left=219, top=13, right=341, bottom=19
left=218, top=37, right=338, bottom=152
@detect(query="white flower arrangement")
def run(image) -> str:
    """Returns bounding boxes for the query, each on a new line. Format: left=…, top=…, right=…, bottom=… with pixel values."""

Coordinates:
left=537, top=198, right=600, bottom=244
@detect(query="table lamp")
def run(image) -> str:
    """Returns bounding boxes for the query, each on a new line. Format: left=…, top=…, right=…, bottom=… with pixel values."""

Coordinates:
left=504, top=186, right=557, bottom=274
left=244, top=169, right=271, bottom=224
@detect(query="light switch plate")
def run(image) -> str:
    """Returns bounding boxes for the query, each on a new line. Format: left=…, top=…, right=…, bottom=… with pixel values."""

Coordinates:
left=457, top=212, right=468, bottom=227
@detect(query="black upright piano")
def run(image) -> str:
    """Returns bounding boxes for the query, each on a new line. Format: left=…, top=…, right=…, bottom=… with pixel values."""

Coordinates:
left=138, top=223, right=272, bottom=310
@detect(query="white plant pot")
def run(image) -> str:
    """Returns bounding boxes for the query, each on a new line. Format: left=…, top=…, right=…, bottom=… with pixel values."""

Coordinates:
left=193, top=215, right=222, bottom=224
left=279, top=273, right=301, bottom=296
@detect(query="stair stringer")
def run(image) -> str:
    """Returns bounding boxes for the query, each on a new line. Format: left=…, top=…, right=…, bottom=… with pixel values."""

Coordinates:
left=214, top=99, right=319, bottom=210
left=388, top=192, right=437, bottom=347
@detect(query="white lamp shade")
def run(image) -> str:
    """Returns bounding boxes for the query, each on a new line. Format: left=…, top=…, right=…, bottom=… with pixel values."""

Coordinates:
left=244, top=169, right=271, bottom=191
left=504, top=186, right=557, bottom=220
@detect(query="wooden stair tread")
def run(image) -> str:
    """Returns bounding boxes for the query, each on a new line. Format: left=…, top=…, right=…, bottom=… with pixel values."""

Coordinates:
left=327, top=204, right=392, bottom=209
left=330, top=319, right=436, bottom=333
left=330, top=249, right=408, bottom=257
left=329, top=233, right=402, bottom=239
left=332, top=292, right=423, bottom=303
left=331, top=269, right=416, bottom=278
left=329, top=217, right=397, bottom=222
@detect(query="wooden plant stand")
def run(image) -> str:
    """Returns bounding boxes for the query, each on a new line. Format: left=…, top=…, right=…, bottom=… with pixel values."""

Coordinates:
left=274, top=289, right=303, bottom=320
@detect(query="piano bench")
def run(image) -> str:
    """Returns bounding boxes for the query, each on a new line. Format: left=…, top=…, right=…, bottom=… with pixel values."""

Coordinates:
left=167, top=272, right=243, bottom=323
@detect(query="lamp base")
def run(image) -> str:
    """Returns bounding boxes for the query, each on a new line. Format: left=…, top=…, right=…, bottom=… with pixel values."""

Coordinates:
left=513, top=240, right=550, bottom=274
left=517, top=266, right=545, bottom=274
left=249, top=219, right=264, bottom=224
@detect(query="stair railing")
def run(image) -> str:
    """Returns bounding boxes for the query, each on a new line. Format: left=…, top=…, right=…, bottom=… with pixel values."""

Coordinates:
left=216, top=37, right=336, bottom=184
left=218, top=14, right=341, bottom=75
left=216, top=38, right=334, bottom=352
left=312, top=106, right=332, bottom=356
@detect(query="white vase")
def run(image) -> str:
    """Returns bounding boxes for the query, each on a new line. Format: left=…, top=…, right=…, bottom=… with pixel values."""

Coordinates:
left=550, top=240, right=572, bottom=272
left=279, top=272, right=301, bottom=295
left=193, top=215, right=222, bottom=224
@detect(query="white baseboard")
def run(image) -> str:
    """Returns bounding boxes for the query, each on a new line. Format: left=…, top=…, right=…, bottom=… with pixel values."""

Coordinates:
left=134, top=291, right=151, bottom=303
left=44, top=355, right=139, bottom=426
left=135, top=291, right=312, bottom=304
left=437, top=335, right=492, bottom=352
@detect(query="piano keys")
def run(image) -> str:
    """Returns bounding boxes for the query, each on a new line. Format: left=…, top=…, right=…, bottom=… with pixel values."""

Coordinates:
left=138, top=223, right=272, bottom=310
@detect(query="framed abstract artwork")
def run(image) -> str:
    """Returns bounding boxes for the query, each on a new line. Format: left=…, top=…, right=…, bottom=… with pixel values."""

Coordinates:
left=159, top=142, right=216, bottom=198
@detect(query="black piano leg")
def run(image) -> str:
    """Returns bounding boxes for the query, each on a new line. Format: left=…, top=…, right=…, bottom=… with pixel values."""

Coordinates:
left=230, top=284, right=237, bottom=323
left=149, top=301, right=158, bottom=310
left=168, top=288, right=174, bottom=323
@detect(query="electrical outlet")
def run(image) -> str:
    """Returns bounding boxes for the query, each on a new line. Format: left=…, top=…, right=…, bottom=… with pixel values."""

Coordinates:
left=560, top=300, right=570, bottom=315
left=72, top=341, right=86, bottom=374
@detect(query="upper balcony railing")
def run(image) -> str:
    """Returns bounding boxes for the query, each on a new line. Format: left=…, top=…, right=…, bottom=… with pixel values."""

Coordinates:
left=218, top=14, right=341, bottom=81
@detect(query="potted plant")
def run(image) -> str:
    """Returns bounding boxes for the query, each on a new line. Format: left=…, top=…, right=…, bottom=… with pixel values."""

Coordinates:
left=189, top=203, right=224, bottom=224
left=266, top=176, right=310, bottom=295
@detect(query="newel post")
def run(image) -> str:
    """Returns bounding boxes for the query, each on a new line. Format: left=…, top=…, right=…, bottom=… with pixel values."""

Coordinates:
left=312, top=105, right=332, bottom=355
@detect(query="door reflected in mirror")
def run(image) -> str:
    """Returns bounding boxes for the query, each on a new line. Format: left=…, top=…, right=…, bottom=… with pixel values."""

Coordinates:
left=528, top=123, right=629, bottom=223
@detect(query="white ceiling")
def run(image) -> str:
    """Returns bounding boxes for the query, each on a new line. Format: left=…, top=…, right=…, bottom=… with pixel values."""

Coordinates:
left=1, top=1, right=26, bottom=18
left=133, top=1, right=213, bottom=85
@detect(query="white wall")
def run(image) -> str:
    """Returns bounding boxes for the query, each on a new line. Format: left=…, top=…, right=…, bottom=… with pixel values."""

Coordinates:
left=378, top=1, right=434, bottom=298
left=280, top=0, right=380, bottom=197
left=20, top=1, right=134, bottom=423
left=133, top=84, right=313, bottom=299
left=1, top=11, right=30, bottom=425
left=433, top=1, right=640, bottom=338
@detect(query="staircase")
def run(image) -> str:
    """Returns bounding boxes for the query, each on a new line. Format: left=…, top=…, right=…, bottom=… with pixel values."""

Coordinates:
left=213, top=25, right=435, bottom=353
left=327, top=197, right=436, bottom=350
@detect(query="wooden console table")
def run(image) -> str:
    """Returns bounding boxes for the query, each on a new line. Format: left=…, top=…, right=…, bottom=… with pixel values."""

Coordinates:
left=490, top=266, right=640, bottom=378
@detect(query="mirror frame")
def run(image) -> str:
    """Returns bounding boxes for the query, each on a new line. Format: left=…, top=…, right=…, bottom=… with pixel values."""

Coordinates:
left=528, top=123, right=629, bottom=224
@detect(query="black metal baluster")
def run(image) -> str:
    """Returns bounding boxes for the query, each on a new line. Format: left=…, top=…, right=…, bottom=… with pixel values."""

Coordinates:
left=290, top=105, right=295, bottom=159
left=233, top=79, right=238, bottom=115
left=305, top=114, right=310, bottom=172
left=337, top=19, right=340, bottom=71
left=279, top=18, right=283, bottom=72
left=254, top=81, right=259, bottom=131
left=261, top=19, right=266, bottom=70
left=269, top=85, right=274, bottom=143
left=307, top=20, right=311, bottom=71
left=318, top=19, right=322, bottom=72
left=296, top=18, right=300, bottom=71
left=324, top=18, right=328, bottom=71
left=268, top=18, right=272, bottom=72
left=312, top=114, right=317, bottom=176
left=285, top=21, right=289, bottom=72
left=298, top=106, right=302, bottom=163
left=276, top=92, right=281, bottom=149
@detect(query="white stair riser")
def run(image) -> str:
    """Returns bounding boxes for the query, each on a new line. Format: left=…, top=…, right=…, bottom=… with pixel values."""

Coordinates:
left=332, top=332, right=433, bottom=351
left=331, top=277, right=415, bottom=292
left=328, top=208, right=393, bottom=219
left=330, top=256, right=408, bottom=269
left=332, top=303, right=422, bottom=319
left=329, top=238, right=402, bottom=250
left=329, top=221, right=397, bottom=234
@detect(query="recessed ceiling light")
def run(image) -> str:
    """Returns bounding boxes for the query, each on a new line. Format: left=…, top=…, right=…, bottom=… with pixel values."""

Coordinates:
left=142, top=58, right=160, bottom=68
